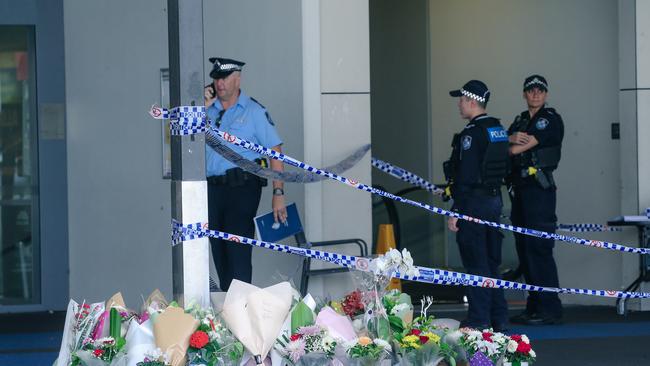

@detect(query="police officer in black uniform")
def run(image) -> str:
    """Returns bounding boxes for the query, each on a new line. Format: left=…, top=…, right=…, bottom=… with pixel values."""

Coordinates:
left=445, top=80, right=510, bottom=330
left=507, top=75, right=564, bottom=325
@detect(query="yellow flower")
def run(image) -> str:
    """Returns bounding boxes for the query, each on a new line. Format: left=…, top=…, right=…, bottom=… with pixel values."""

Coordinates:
left=358, top=336, right=372, bottom=346
left=402, top=335, right=419, bottom=344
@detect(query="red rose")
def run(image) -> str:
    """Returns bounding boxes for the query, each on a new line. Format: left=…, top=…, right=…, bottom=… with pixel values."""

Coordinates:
left=290, top=334, right=301, bottom=341
left=516, top=341, right=531, bottom=354
left=410, top=329, right=421, bottom=336
left=419, top=336, right=429, bottom=344
left=189, top=330, right=210, bottom=349
left=482, top=332, right=493, bottom=342
left=510, top=335, right=522, bottom=342
left=93, top=349, right=104, bottom=358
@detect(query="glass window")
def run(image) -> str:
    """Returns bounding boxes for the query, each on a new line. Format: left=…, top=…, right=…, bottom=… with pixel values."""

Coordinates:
left=0, top=26, right=39, bottom=305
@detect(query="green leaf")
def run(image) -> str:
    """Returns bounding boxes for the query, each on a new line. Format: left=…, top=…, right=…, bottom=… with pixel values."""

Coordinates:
left=388, top=315, right=404, bottom=334
left=376, top=317, right=391, bottom=341
left=290, top=301, right=314, bottom=333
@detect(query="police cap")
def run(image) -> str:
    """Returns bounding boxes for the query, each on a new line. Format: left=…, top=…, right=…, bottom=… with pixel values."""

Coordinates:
left=523, top=74, right=548, bottom=92
left=209, top=57, right=245, bottom=79
left=449, top=80, right=490, bottom=104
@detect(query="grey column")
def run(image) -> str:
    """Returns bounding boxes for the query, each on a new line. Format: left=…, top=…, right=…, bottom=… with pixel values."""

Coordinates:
left=168, top=0, right=210, bottom=307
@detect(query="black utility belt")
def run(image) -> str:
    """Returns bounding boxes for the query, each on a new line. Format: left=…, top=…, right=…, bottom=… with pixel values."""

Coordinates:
left=208, top=167, right=268, bottom=187
left=454, top=186, right=501, bottom=197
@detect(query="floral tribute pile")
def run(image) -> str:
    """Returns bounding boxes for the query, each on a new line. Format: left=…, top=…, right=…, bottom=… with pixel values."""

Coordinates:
left=54, top=249, right=536, bottom=366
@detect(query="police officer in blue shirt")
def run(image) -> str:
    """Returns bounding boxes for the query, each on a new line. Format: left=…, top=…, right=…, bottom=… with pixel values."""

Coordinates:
left=444, top=80, right=510, bottom=331
left=203, top=57, right=287, bottom=291
left=507, top=75, right=564, bottom=325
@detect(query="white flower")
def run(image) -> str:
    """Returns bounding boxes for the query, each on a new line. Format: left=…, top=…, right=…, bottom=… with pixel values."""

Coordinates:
left=506, top=340, right=518, bottom=353
left=476, top=340, right=499, bottom=356
left=390, top=303, right=410, bottom=315
left=321, top=335, right=336, bottom=351
left=401, top=249, right=414, bottom=267
left=144, top=348, right=167, bottom=362
left=529, top=350, right=536, bottom=358
left=521, top=334, right=530, bottom=344
left=405, top=267, right=420, bottom=278
left=370, top=257, right=388, bottom=275
left=373, top=338, right=392, bottom=352
left=385, top=249, right=402, bottom=267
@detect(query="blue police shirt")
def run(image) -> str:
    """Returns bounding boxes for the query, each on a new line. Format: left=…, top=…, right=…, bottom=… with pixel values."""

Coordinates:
left=206, top=90, right=282, bottom=177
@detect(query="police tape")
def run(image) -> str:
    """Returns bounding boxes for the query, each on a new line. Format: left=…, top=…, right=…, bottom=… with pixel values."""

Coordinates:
left=172, top=221, right=650, bottom=300
left=557, top=224, right=622, bottom=233
left=371, top=158, right=446, bottom=195
left=152, top=105, right=648, bottom=255
left=371, top=157, right=621, bottom=233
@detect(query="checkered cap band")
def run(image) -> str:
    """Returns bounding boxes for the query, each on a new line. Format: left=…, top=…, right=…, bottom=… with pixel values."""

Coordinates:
left=461, top=88, right=487, bottom=103
left=524, top=77, right=548, bottom=90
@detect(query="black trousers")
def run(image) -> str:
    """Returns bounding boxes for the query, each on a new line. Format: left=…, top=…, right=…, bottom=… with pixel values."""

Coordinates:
left=511, top=184, right=563, bottom=317
left=207, top=178, right=262, bottom=291
left=456, top=194, right=508, bottom=327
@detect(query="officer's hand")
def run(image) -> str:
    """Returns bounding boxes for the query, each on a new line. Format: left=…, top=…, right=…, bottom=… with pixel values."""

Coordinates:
left=447, top=217, right=459, bottom=232
left=204, top=85, right=217, bottom=106
left=509, top=132, right=531, bottom=145
left=272, top=195, right=287, bottom=224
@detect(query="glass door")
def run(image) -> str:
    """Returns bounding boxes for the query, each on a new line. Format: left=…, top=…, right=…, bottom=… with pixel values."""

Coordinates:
left=0, top=26, right=39, bottom=305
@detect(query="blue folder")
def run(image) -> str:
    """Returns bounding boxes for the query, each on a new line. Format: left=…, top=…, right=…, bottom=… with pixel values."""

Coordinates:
left=254, top=202, right=303, bottom=242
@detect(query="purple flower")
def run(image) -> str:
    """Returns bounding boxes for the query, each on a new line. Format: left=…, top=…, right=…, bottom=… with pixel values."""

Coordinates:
left=297, top=325, right=322, bottom=337
left=286, top=339, right=306, bottom=363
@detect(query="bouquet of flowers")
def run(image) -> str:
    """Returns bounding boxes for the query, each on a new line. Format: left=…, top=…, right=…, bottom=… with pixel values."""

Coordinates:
left=341, top=290, right=365, bottom=318
left=344, top=336, right=392, bottom=365
left=381, top=289, right=413, bottom=335
left=503, top=334, right=536, bottom=365
left=186, top=307, right=244, bottom=366
left=457, top=328, right=509, bottom=364
left=277, top=325, right=337, bottom=365
left=353, top=249, right=420, bottom=341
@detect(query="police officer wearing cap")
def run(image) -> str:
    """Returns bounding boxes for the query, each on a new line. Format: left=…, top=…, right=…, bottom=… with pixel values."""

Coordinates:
left=204, top=57, right=287, bottom=291
left=507, top=75, right=564, bottom=325
left=444, top=80, right=510, bottom=331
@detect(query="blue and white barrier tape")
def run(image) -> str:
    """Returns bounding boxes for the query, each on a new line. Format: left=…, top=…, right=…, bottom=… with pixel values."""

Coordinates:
left=172, top=221, right=650, bottom=300
left=557, top=223, right=622, bottom=233
left=151, top=105, right=647, bottom=255
left=371, top=158, right=446, bottom=195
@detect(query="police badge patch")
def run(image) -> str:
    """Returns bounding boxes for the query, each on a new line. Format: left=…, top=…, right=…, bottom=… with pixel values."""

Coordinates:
left=536, top=118, right=549, bottom=130
left=462, top=135, right=472, bottom=150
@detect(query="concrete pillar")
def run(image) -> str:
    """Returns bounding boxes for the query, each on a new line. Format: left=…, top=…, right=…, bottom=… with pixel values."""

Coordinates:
left=302, top=0, right=372, bottom=299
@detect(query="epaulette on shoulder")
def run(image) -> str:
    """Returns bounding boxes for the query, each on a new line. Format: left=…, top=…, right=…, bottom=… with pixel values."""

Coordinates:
left=249, top=96, right=266, bottom=110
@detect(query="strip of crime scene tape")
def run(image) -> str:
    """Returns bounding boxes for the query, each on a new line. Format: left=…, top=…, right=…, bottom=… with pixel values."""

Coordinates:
left=151, top=106, right=646, bottom=255
left=371, top=157, right=446, bottom=195
left=371, top=158, right=621, bottom=233
left=172, top=221, right=650, bottom=299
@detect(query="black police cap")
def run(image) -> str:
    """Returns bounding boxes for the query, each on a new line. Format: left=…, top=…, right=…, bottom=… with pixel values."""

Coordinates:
left=449, top=80, right=490, bottom=104
left=523, top=75, right=548, bottom=92
left=209, top=57, right=245, bottom=79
